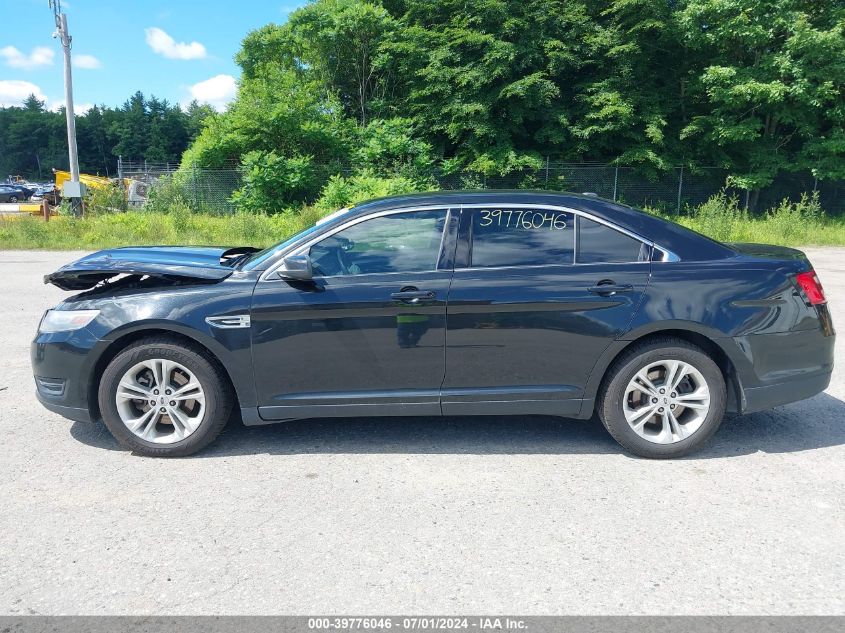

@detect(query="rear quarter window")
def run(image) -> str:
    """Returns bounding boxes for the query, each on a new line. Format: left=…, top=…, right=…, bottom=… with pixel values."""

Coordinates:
left=577, top=217, right=649, bottom=264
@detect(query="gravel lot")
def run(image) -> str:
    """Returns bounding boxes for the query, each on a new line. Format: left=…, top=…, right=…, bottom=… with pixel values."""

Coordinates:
left=0, top=248, right=842, bottom=615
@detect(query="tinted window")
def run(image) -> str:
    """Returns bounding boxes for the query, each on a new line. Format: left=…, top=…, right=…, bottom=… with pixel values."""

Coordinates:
left=309, top=210, right=447, bottom=277
left=470, top=208, right=574, bottom=267
left=577, top=217, right=649, bottom=263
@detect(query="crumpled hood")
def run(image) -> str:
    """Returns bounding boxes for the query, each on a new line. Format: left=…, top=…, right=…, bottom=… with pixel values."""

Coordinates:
left=44, top=245, right=258, bottom=290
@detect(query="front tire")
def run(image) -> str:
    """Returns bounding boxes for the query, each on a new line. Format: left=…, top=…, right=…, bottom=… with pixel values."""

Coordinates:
left=598, top=338, right=726, bottom=458
left=98, top=337, right=233, bottom=457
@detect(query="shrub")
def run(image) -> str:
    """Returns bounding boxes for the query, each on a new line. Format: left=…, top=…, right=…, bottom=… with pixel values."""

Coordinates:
left=457, top=172, right=485, bottom=190
left=230, top=151, right=320, bottom=214
left=763, top=192, right=824, bottom=243
left=84, top=183, right=126, bottom=216
left=56, top=199, right=74, bottom=216
left=644, top=190, right=834, bottom=245
left=144, top=173, right=194, bottom=214
left=315, top=171, right=425, bottom=210
left=355, top=118, right=435, bottom=182
left=689, top=191, right=748, bottom=243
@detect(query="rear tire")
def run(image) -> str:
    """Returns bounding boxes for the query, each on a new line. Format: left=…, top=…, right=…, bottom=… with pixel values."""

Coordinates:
left=598, top=337, right=726, bottom=458
left=98, top=336, right=233, bottom=457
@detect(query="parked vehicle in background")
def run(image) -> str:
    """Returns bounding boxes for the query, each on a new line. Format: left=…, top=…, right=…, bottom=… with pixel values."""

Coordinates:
left=0, top=185, right=26, bottom=202
left=31, top=184, right=60, bottom=206
left=32, top=191, right=835, bottom=458
left=2, top=184, right=34, bottom=201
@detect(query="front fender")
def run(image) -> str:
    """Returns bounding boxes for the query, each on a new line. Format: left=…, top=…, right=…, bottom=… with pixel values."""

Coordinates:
left=96, top=319, right=256, bottom=408
left=64, top=275, right=259, bottom=410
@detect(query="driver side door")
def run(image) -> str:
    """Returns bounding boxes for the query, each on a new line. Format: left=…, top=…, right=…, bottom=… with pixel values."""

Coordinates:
left=250, top=208, right=456, bottom=421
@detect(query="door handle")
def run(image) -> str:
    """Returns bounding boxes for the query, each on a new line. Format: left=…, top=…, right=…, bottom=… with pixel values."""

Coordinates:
left=588, top=282, right=633, bottom=296
left=391, top=289, right=436, bottom=303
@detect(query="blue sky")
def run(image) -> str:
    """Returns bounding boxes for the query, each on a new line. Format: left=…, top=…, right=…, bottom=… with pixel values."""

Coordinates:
left=0, top=0, right=307, bottom=112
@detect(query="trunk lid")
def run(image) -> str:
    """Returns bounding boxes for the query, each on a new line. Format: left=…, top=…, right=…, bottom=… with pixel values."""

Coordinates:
left=728, top=243, right=809, bottom=262
left=44, top=245, right=258, bottom=291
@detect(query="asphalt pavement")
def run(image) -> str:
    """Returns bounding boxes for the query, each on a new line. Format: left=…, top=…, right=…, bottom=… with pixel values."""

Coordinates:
left=0, top=248, right=842, bottom=615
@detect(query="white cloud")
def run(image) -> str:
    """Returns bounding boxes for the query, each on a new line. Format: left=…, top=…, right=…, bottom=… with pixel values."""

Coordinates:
left=144, top=27, right=206, bottom=60
left=73, top=54, right=101, bottom=69
left=0, top=46, right=54, bottom=70
left=48, top=99, right=94, bottom=115
left=186, top=74, right=237, bottom=111
left=0, top=80, right=47, bottom=107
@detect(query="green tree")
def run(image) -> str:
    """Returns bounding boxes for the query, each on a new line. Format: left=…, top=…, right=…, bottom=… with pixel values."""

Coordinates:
left=1, top=95, right=66, bottom=178
left=183, top=64, right=354, bottom=169
left=173, top=0, right=845, bottom=211
left=284, top=0, right=402, bottom=125
left=387, top=0, right=575, bottom=169
left=568, top=0, right=690, bottom=172
left=677, top=0, right=845, bottom=205
left=110, top=91, right=149, bottom=160
left=0, top=91, right=210, bottom=180
left=145, top=97, right=189, bottom=162
left=183, top=100, right=216, bottom=140
left=76, top=106, right=113, bottom=175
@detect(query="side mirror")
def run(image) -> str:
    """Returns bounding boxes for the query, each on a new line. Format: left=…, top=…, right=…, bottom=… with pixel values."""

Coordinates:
left=278, top=254, right=313, bottom=281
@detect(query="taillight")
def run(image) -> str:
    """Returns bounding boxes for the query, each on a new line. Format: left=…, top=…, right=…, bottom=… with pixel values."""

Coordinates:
left=795, top=270, right=827, bottom=305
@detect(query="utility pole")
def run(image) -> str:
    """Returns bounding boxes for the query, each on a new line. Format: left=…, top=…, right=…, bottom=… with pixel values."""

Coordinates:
left=50, top=0, right=83, bottom=216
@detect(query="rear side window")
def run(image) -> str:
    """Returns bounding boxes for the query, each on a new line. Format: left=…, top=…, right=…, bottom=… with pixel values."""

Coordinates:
left=470, top=208, right=574, bottom=268
left=577, top=217, right=649, bottom=263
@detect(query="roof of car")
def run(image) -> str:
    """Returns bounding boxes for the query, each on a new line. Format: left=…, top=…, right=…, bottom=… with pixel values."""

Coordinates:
left=350, top=190, right=733, bottom=261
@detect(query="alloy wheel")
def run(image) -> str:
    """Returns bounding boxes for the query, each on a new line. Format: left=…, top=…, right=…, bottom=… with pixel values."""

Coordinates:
left=115, top=359, right=206, bottom=444
left=622, top=359, right=711, bottom=444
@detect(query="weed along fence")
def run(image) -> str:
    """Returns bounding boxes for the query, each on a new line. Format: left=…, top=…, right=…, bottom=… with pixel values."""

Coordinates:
left=117, top=158, right=845, bottom=216
left=432, top=163, right=845, bottom=215
left=118, top=159, right=242, bottom=214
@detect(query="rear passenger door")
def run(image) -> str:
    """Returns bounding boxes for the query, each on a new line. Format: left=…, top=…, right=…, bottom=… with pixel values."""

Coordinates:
left=442, top=206, right=652, bottom=417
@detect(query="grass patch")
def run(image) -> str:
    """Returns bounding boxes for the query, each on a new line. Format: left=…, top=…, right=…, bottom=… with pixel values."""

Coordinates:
left=651, top=192, right=845, bottom=247
left=0, top=211, right=320, bottom=251
left=675, top=214, right=845, bottom=246
left=1, top=192, right=844, bottom=250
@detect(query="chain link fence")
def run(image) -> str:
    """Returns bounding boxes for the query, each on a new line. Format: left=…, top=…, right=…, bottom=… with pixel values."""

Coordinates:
left=118, top=159, right=243, bottom=213
left=116, top=158, right=845, bottom=215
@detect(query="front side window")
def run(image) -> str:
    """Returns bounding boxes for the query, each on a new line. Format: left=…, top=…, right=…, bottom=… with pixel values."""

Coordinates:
left=577, top=217, right=650, bottom=263
left=309, top=209, right=448, bottom=277
left=469, top=208, right=574, bottom=268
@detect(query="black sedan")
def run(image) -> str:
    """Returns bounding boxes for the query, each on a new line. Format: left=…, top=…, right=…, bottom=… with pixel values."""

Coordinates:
left=32, top=191, right=835, bottom=458
left=0, top=185, right=30, bottom=202
left=7, top=184, right=35, bottom=199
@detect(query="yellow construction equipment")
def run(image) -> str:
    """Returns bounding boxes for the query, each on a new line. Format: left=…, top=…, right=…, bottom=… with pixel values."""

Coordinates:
left=53, top=170, right=129, bottom=191
left=53, top=170, right=148, bottom=208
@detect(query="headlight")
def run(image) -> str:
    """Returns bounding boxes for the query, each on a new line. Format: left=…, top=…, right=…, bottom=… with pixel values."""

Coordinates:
left=39, top=309, right=100, bottom=333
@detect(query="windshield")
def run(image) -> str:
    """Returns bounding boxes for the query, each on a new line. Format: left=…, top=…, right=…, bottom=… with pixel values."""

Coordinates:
left=239, top=207, right=352, bottom=270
